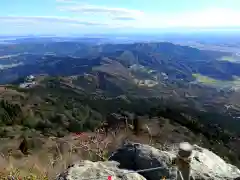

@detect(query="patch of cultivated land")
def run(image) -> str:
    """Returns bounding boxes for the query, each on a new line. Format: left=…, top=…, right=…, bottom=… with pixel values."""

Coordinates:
left=193, top=73, right=240, bottom=90
left=0, top=54, right=21, bottom=59
left=218, top=55, right=240, bottom=63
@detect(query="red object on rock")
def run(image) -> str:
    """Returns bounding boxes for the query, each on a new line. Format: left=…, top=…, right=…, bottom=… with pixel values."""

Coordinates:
left=108, top=176, right=112, bottom=180
left=74, top=132, right=84, bottom=136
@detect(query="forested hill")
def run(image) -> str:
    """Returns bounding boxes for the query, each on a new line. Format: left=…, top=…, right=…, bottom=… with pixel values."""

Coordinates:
left=1, top=42, right=239, bottom=84
left=0, top=41, right=240, bottom=169
left=0, top=75, right=240, bottom=168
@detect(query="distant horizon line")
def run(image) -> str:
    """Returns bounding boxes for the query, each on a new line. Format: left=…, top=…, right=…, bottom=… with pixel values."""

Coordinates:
left=0, top=27, right=240, bottom=37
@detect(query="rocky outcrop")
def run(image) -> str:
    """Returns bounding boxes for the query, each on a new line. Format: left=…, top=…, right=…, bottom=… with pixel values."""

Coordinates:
left=191, top=144, right=240, bottom=180
left=109, top=142, right=177, bottom=180
left=109, top=142, right=240, bottom=180
left=57, top=160, right=146, bottom=180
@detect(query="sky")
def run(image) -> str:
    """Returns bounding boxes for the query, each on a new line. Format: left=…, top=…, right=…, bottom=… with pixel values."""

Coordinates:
left=1, top=0, right=240, bottom=35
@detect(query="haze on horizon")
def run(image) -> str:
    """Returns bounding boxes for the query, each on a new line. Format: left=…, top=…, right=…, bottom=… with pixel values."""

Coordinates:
left=1, top=0, right=240, bottom=35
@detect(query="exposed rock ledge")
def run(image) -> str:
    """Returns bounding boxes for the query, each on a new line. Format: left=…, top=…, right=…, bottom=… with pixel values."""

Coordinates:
left=110, top=142, right=240, bottom=180
left=57, top=142, right=240, bottom=180
left=57, top=160, right=146, bottom=180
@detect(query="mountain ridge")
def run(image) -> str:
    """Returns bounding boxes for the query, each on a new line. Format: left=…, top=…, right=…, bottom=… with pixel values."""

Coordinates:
left=1, top=41, right=240, bottom=177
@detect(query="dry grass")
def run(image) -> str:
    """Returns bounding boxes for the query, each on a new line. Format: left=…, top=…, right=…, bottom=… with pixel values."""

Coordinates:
left=0, top=127, right=127, bottom=180
left=0, top=117, right=197, bottom=180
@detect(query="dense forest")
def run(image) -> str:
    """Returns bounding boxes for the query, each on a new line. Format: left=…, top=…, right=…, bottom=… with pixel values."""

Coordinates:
left=1, top=42, right=240, bottom=168
left=0, top=77, right=240, bottom=167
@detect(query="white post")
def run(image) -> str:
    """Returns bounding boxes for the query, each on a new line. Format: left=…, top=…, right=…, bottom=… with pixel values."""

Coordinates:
left=176, top=142, right=193, bottom=180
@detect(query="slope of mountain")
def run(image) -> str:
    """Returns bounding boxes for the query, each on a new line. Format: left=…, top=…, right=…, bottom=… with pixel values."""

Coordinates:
left=0, top=40, right=240, bottom=170
left=1, top=41, right=239, bottom=84
left=0, top=76, right=240, bottom=168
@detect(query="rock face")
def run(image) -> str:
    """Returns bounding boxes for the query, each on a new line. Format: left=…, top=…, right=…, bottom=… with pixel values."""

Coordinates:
left=109, top=142, right=177, bottom=180
left=109, top=142, right=240, bottom=180
left=57, top=160, right=146, bottom=180
left=191, top=144, right=240, bottom=180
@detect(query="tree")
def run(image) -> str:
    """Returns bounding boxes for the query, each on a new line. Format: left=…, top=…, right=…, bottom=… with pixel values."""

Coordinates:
left=133, top=114, right=140, bottom=135
left=19, top=137, right=29, bottom=155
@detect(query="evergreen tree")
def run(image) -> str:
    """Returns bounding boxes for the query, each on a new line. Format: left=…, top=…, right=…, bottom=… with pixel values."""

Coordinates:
left=133, top=114, right=140, bottom=135
left=19, top=136, right=29, bottom=155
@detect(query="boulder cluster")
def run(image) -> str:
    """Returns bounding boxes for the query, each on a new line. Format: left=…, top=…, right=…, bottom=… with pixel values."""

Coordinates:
left=57, top=142, right=240, bottom=180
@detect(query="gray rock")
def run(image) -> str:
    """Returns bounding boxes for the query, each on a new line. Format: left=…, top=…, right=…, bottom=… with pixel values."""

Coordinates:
left=57, top=160, right=146, bottom=180
left=109, top=142, right=240, bottom=180
left=109, top=142, right=177, bottom=180
left=191, top=144, right=240, bottom=180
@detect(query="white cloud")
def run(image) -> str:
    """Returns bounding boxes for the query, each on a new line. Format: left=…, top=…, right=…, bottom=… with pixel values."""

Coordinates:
left=55, top=0, right=240, bottom=29
left=0, top=15, right=114, bottom=35
left=110, top=16, right=137, bottom=21
left=0, top=16, right=107, bottom=26
left=180, top=8, right=240, bottom=27
left=120, top=8, right=240, bottom=29
left=57, top=4, right=144, bottom=20
left=3, top=7, right=240, bottom=30
left=2, top=2, right=240, bottom=35
left=56, top=0, right=75, bottom=3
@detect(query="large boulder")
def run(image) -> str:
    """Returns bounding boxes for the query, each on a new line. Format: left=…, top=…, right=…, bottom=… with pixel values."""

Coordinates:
left=191, top=144, right=240, bottom=180
left=56, top=160, right=146, bottom=180
left=109, top=142, right=177, bottom=180
left=109, top=142, right=240, bottom=180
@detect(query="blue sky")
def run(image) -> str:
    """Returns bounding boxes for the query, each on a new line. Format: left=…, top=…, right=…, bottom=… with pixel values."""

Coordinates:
left=1, top=0, right=240, bottom=35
